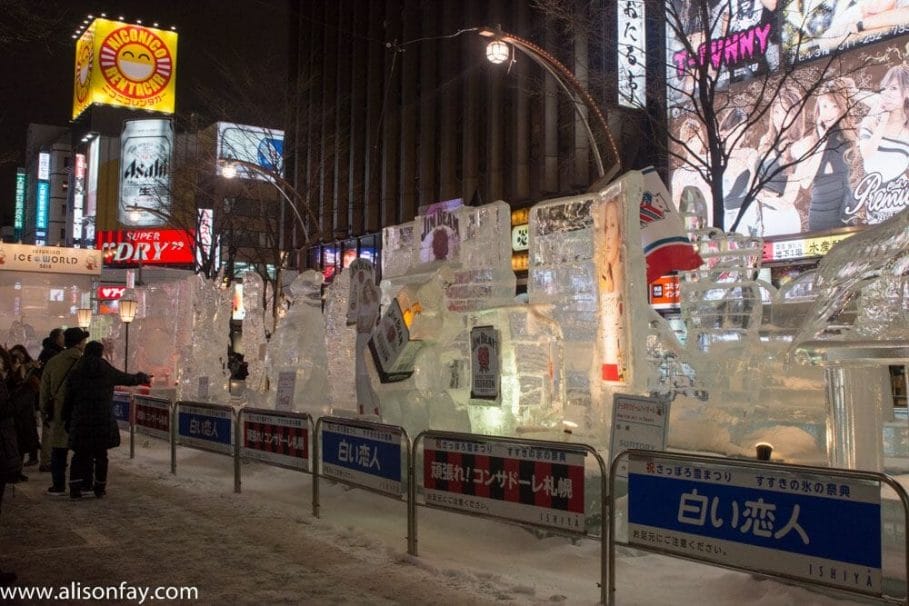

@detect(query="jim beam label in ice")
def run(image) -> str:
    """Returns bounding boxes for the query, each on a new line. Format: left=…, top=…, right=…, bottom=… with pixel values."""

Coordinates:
left=470, top=325, right=499, bottom=401
left=119, top=119, right=172, bottom=227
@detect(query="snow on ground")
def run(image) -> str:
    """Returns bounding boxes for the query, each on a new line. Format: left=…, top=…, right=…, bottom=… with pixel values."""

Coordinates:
left=35, top=432, right=868, bottom=606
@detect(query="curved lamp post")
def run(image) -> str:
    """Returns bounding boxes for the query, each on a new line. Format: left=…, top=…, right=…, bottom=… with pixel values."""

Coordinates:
left=478, top=26, right=621, bottom=180
left=119, top=294, right=138, bottom=372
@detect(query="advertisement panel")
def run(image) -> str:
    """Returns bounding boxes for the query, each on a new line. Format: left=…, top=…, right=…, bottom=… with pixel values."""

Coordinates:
left=35, top=181, right=49, bottom=230
left=14, top=168, right=25, bottom=234
left=470, top=325, right=500, bottom=401
left=72, top=18, right=178, bottom=118
left=119, top=119, right=172, bottom=227
left=594, top=192, right=629, bottom=383
left=112, top=391, right=131, bottom=430
left=669, top=37, right=909, bottom=239
left=320, top=420, right=403, bottom=496
left=72, top=153, right=86, bottom=242
left=628, top=453, right=882, bottom=595
left=38, top=152, right=50, bottom=181
left=133, top=396, right=170, bottom=441
left=176, top=404, right=233, bottom=454
left=423, top=436, right=587, bottom=534
left=617, top=0, right=646, bottom=108
left=0, top=244, right=100, bottom=275
left=97, top=228, right=194, bottom=266
left=241, top=411, right=309, bottom=472
left=215, top=122, right=285, bottom=180
left=783, top=2, right=909, bottom=63
left=418, top=198, right=462, bottom=264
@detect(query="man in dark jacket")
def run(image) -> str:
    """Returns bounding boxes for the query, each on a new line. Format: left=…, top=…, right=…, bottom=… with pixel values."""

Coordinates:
left=62, top=341, right=149, bottom=499
left=36, top=328, right=64, bottom=471
left=0, top=346, right=21, bottom=585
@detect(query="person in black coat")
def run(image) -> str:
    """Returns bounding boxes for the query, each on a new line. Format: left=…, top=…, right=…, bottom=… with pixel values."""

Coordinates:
left=62, top=341, right=150, bottom=499
left=0, top=346, right=21, bottom=585
left=8, top=345, right=40, bottom=473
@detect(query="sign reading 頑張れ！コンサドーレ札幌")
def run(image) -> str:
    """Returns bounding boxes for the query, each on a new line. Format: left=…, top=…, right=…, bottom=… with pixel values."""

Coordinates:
left=0, top=244, right=101, bottom=275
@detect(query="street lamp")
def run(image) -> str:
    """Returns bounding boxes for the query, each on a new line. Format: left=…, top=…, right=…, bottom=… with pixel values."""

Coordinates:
left=119, top=295, right=138, bottom=372
left=76, top=307, right=92, bottom=330
left=478, top=26, right=621, bottom=180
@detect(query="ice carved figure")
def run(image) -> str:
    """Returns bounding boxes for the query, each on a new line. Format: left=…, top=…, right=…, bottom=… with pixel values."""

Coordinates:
left=265, top=270, right=328, bottom=414
left=176, top=273, right=230, bottom=402
left=792, top=208, right=909, bottom=470
left=323, top=269, right=357, bottom=414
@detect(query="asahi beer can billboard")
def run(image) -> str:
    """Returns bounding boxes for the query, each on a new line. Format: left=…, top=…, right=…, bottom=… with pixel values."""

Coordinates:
left=119, top=119, right=172, bottom=227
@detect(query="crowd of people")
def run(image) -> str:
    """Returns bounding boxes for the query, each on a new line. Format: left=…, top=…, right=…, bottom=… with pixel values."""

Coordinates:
left=0, top=327, right=150, bottom=587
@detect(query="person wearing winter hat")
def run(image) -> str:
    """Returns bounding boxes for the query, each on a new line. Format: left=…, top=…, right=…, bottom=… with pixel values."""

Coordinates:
left=62, top=341, right=150, bottom=498
left=38, top=327, right=89, bottom=495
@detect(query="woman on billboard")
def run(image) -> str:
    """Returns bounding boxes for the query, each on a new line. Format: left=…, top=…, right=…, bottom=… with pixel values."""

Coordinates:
left=754, top=85, right=807, bottom=236
left=790, top=78, right=863, bottom=231
left=857, top=62, right=909, bottom=223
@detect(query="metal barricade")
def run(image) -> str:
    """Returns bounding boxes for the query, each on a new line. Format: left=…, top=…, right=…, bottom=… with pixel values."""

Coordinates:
left=608, top=449, right=909, bottom=606
left=313, top=416, right=413, bottom=553
left=131, top=394, right=173, bottom=461
left=235, top=407, right=314, bottom=494
left=413, top=430, right=608, bottom=603
left=171, top=400, right=236, bottom=476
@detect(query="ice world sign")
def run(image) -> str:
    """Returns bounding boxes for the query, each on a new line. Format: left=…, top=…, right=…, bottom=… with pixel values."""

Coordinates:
left=177, top=403, right=233, bottom=455
left=627, top=454, right=882, bottom=595
left=422, top=437, right=587, bottom=534
left=320, top=420, right=403, bottom=496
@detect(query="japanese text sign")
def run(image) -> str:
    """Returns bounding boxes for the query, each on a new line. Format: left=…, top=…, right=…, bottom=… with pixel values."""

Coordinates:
left=609, top=393, right=670, bottom=479
left=423, top=437, right=587, bottom=534
left=241, top=410, right=309, bottom=472
left=627, top=454, right=882, bottom=595
left=320, top=420, right=403, bottom=496
left=177, top=403, right=233, bottom=455
left=133, top=396, right=170, bottom=441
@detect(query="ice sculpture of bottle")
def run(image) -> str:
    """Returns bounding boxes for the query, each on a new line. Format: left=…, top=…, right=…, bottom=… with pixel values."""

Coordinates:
left=240, top=272, right=267, bottom=394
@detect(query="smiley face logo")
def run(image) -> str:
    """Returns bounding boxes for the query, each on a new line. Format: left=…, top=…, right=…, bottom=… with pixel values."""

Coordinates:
left=74, top=31, right=94, bottom=103
left=98, top=25, right=173, bottom=101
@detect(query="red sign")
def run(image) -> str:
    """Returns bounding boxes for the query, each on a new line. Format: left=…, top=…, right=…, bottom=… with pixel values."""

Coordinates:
left=97, top=286, right=127, bottom=300
left=649, top=275, right=681, bottom=308
left=97, top=228, right=194, bottom=266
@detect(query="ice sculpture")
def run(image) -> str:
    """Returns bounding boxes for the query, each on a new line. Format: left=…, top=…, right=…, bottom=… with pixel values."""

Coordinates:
left=239, top=272, right=267, bottom=393
left=175, top=273, right=231, bottom=402
left=792, top=208, right=909, bottom=470
left=348, top=259, right=381, bottom=415
left=323, top=267, right=357, bottom=414
left=265, top=270, right=329, bottom=415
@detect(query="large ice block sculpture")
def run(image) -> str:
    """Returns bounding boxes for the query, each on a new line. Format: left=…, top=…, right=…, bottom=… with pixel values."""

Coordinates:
left=239, top=272, right=267, bottom=393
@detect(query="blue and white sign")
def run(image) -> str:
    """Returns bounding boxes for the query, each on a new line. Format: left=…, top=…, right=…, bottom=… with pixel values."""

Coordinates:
left=320, top=420, right=403, bottom=496
left=627, top=454, right=882, bottom=595
left=36, top=180, right=49, bottom=230
left=177, top=403, right=233, bottom=454
left=112, top=391, right=131, bottom=430
left=216, top=122, right=285, bottom=180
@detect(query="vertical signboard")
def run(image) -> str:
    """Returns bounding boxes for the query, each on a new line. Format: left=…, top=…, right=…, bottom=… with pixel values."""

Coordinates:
left=627, top=453, right=882, bottom=595
left=594, top=191, right=628, bottom=383
left=72, top=153, right=86, bottom=243
left=35, top=180, right=50, bottom=245
left=617, top=0, right=646, bottom=108
left=423, top=436, right=587, bottom=534
left=14, top=168, right=25, bottom=237
left=608, top=393, right=670, bottom=478
left=38, top=152, right=50, bottom=181
left=320, top=420, right=403, bottom=495
left=72, top=17, right=178, bottom=118
left=119, top=119, right=172, bottom=227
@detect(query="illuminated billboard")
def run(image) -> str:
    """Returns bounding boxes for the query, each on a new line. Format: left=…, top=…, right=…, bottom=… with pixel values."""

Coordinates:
left=36, top=181, right=49, bottom=230
left=97, top=228, right=195, bottom=266
left=72, top=18, right=178, bottom=119
left=668, top=36, right=909, bottom=238
left=72, top=154, right=85, bottom=242
left=14, top=169, right=25, bottom=234
left=215, top=122, right=285, bottom=180
left=119, top=119, right=172, bottom=227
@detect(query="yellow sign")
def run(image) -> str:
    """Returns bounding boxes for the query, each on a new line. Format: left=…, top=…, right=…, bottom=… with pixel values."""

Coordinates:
left=72, top=18, right=178, bottom=119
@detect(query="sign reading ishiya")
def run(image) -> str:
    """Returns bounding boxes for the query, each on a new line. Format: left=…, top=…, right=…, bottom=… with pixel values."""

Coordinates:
left=72, top=18, right=178, bottom=118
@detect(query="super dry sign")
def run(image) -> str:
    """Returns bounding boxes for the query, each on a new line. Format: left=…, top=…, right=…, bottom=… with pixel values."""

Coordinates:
left=97, top=228, right=194, bottom=266
left=72, top=18, right=178, bottom=118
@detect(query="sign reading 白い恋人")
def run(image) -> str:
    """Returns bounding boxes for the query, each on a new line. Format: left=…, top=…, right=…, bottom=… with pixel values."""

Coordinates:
left=112, top=391, right=131, bottom=430
left=320, top=420, right=403, bottom=496
left=470, top=325, right=499, bottom=401
left=133, top=396, right=170, bottom=441
left=275, top=371, right=296, bottom=411
left=627, top=453, right=882, bottom=595
left=0, top=243, right=101, bottom=275
left=241, top=410, right=309, bottom=471
left=176, top=404, right=233, bottom=454
left=367, top=298, right=423, bottom=383
left=423, top=437, right=587, bottom=534
left=608, top=393, right=670, bottom=479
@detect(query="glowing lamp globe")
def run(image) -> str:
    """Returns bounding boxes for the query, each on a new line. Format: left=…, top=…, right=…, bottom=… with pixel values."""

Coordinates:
left=485, top=40, right=509, bottom=64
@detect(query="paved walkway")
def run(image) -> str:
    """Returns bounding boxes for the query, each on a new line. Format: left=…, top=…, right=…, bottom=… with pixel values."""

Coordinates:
left=0, top=461, right=494, bottom=605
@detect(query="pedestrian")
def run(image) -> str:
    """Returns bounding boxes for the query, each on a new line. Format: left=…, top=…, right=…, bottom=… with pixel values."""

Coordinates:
left=0, top=346, right=21, bottom=586
left=36, top=327, right=64, bottom=472
left=8, top=345, right=40, bottom=477
left=39, top=327, right=89, bottom=496
left=62, top=341, right=149, bottom=499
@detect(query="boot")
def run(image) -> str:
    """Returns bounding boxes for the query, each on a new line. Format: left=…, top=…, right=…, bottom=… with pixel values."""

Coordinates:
left=69, top=482, right=82, bottom=499
left=93, top=482, right=106, bottom=498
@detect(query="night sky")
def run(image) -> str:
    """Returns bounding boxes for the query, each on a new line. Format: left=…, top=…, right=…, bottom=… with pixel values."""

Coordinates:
left=0, top=0, right=291, bottom=226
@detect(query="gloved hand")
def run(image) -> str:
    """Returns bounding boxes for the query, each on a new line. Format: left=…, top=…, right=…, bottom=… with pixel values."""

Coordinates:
left=135, top=372, right=151, bottom=385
